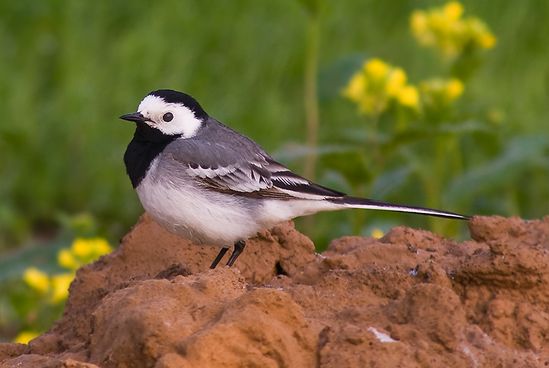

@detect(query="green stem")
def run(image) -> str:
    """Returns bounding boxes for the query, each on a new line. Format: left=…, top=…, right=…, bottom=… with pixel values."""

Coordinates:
left=353, top=115, right=380, bottom=234
left=445, top=134, right=463, bottom=236
left=369, top=114, right=384, bottom=170
left=352, top=184, right=367, bottom=234
left=426, top=135, right=462, bottom=236
left=303, top=16, right=320, bottom=181
left=425, top=139, right=445, bottom=234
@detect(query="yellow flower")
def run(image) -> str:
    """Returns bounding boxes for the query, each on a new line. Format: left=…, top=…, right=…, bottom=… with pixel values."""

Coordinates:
left=478, top=32, right=496, bottom=48
left=467, top=18, right=496, bottom=49
left=445, top=78, right=464, bottom=100
left=410, top=10, right=428, bottom=36
left=397, top=85, right=420, bottom=109
left=364, top=58, right=389, bottom=81
left=343, top=58, right=420, bottom=115
left=358, top=95, right=385, bottom=116
left=71, top=238, right=91, bottom=258
left=443, top=1, right=463, bottom=20
left=386, top=68, right=407, bottom=97
left=420, top=77, right=465, bottom=108
left=13, top=330, right=40, bottom=344
left=343, top=73, right=366, bottom=102
left=89, top=238, right=112, bottom=255
left=486, top=108, right=504, bottom=125
left=50, top=273, right=74, bottom=303
left=58, top=249, right=79, bottom=270
left=410, top=1, right=496, bottom=58
left=71, top=237, right=112, bottom=259
left=371, top=228, right=385, bottom=239
left=23, top=267, right=49, bottom=294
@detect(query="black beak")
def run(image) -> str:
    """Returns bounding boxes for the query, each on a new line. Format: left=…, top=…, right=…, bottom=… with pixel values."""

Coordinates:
left=119, top=112, right=146, bottom=123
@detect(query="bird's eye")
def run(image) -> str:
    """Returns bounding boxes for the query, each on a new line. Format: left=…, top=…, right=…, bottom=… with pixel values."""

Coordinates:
left=162, top=112, right=173, bottom=122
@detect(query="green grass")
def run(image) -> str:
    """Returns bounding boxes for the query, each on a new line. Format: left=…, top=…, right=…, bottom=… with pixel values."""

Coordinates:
left=0, top=0, right=548, bottom=252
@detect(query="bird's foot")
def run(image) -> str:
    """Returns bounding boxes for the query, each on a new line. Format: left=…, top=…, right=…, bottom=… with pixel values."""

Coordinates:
left=210, top=247, right=229, bottom=269
left=209, top=240, right=246, bottom=269
left=227, top=240, right=246, bottom=267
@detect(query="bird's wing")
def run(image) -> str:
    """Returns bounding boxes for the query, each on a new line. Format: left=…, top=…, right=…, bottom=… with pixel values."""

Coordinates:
left=264, top=158, right=346, bottom=199
left=162, top=139, right=345, bottom=200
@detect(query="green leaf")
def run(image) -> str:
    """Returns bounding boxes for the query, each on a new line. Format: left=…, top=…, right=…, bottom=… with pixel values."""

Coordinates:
left=0, top=240, right=67, bottom=282
left=318, top=53, right=368, bottom=101
left=371, top=166, right=413, bottom=198
left=444, top=135, right=549, bottom=203
left=273, top=142, right=356, bottom=162
left=319, top=170, right=354, bottom=194
left=435, top=120, right=493, bottom=134
left=295, top=0, right=323, bottom=17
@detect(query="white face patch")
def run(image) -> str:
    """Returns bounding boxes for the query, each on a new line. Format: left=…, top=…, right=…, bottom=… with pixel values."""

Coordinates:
left=137, top=95, right=202, bottom=138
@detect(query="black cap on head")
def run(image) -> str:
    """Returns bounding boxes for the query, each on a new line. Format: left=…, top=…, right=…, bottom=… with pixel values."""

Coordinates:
left=148, top=89, right=208, bottom=119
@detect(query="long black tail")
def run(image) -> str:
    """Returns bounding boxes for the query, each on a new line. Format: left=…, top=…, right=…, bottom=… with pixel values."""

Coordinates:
left=330, top=196, right=470, bottom=220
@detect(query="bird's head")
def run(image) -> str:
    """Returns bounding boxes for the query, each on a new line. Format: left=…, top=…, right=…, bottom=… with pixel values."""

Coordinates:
left=120, top=89, right=208, bottom=138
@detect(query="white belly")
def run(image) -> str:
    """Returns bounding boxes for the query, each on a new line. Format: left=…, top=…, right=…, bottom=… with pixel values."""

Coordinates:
left=136, top=175, right=263, bottom=246
left=135, top=158, right=343, bottom=246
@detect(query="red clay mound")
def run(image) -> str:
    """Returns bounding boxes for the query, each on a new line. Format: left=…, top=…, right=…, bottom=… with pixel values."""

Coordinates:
left=1, top=214, right=548, bottom=367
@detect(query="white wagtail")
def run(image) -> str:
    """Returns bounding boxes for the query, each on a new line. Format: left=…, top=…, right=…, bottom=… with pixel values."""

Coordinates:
left=120, top=89, right=469, bottom=268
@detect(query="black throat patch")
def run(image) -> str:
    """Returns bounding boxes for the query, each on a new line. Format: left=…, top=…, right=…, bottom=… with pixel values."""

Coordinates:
left=123, top=123, right=180, bottom=188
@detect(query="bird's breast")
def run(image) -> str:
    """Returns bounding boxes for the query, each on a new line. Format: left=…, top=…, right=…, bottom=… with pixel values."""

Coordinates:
left=135, top=166, right=263, bottom=246
left=124, top=142, right=166, bottom=188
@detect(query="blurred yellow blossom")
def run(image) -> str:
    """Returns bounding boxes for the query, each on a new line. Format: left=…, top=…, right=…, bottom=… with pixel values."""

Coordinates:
left=71, top=237, right=111, bottom=258
left=364, top=58, right=390, bottom=81
left=56, top=237, right=113, bottom=273
left=443, top=1, right=463, bottom=20
left=343, top=58, right=419, bottom=116
left=23, top=268, right=71, bottom=304
left=396, top=85, right=420, bottom=108
left=371, top=228, right=385, bottom=239
left=23, top=237, right=112, bottom=307
left=16, top=237, right=113, bottom=346
left=446, top=79, right=464, bottom=100
left=386, top=68, right=407, bottom=97
left=468, top=18, right=496, bottom=48
left=410, top=11, right=428, bottom=37
left=13, top=330, right=40, bottom=344
left=344, top=73, right=366, bottom=102
left=69, top=237, right=112, bottom=266
left=71, top=238, right=90, bottom=257
left=57, top=249, right=78, bottom=270
left=478, top=32, right=496, bottom=49
left=23, top=267, right=49, bottom=294
left=420, top=78, right=465, bottom=108
left=50, top=273, right=74, bottom=303
left=486, top=108, right=505, bottom=125
left=410, top=1, right=496, bottom=58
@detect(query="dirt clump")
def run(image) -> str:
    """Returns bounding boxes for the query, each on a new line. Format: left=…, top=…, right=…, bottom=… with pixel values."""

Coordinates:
left=1, top=214, right=548, bottom=367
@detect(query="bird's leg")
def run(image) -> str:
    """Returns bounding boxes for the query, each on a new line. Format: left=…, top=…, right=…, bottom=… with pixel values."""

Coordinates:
left=226, top=240, right=246, bottom=267
left=210, top=247, right=229, bottom=269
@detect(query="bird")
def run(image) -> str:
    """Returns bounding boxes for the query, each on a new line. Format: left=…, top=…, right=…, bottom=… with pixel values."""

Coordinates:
left=120, top=89, right=469, bottom=269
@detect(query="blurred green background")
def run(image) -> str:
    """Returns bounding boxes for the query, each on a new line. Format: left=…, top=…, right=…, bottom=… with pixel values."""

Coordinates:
left=1, top=0, right=548, bottom=342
